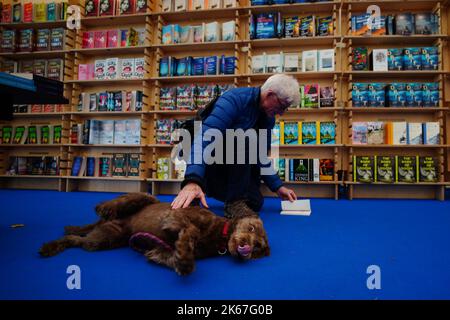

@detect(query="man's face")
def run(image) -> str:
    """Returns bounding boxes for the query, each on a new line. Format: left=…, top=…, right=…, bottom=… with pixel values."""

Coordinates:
left=260, top=90, right=289, bottom=118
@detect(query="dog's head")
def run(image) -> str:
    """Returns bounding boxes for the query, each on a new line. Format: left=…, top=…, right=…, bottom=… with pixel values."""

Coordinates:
left=227, top=215, right=270, bottom=260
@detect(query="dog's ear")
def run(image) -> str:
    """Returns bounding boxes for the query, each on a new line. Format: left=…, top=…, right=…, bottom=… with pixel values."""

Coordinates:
left=264, top=245, right=270, bottom=257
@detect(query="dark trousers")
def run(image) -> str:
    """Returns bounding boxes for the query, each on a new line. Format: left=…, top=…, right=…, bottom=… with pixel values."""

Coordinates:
left=203, top=139, right=264, bottom=212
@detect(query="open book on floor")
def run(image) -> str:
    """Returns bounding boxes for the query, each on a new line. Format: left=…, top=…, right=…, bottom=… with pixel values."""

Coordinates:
left=280, top=199, right=311, bottom=216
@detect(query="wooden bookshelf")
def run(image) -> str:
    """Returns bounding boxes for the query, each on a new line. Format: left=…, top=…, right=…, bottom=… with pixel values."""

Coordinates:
left=1, top=0, right=449, bottom=199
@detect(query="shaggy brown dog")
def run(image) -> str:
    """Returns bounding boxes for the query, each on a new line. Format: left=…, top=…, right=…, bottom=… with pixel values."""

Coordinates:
left=39, top=193, right=270, bottom=275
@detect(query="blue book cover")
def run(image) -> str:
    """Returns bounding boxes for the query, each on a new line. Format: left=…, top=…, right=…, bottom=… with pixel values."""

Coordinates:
left=405, top=83, right=423, bottom=107
left=256, top=13, right=276, bottom=39
left=352, top=83, right=369, bottom=107
left=205, top=56, right=218, bottom=75
left=421, top=47, right=438, bottom=70
left=71, top=156, right=83, bottom=176
left=388, top=83, right=407, bottom=107
left=422, top=83, right=439, bottom=107
left=159, top=57, right=170, bottom=77
left=403, top=48, right=422, bottom=70
left=368, top=83, right=386, bottom=107
left=176, top=57, right=189, bottom=76
left=86, top=157, right=96, bottom=176
left=192, top=57, right=205, bottom=76
left=283, top=122, right=298, bottom=145
left=320, top=122, right=336, bottom=144
left=222, top=56, right=236, bottom=74
left=301, top=121, right=317, bottom=145
left=388, top=48, right=403, bottom=70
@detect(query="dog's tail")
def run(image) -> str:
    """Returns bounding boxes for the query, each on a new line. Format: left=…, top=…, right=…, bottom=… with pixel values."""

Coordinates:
left=95, top=193, right=160, bottom=220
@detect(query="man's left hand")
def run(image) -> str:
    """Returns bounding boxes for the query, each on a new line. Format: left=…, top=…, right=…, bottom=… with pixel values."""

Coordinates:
left=276, top=186, right=297, bottom=202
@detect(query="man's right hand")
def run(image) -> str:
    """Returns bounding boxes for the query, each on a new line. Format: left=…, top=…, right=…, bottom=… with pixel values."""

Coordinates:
left=171, top=182, right=209, bottom=209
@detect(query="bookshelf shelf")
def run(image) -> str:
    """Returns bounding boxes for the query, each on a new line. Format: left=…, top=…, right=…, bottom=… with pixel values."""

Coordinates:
left=0, top=174, right=62, bottom=179
left=282, top=181, right=342, bottom=185
left=345, top=107, right=447, bottom=113
left=155, top=41, right=242, bottom=52
left=0, top=50, right=68, bottom=60
left=148, top=110, right=196, bottom=115
left=278, top=144, right=344, bottom=148
left=13, top=112, right=70, bottom=117
left=345, top=181, right=449, bottom=186
left=244, top=2, right=337, bottom=15
left=148, top=144, right=175, bottom=148
left=152, top=74, right=238, bottom=83
left=0, top=144, right=64, bottom=148
left=343, top=35, right=446, bottom=45
left=249, top=37, right=338, bottom=48
left=66, top=79, right=149, bottom=86
left=0, top=20, right=67, bottom=29
left=65, top=144, right=145, bottom=147
left=155, top=7, right=239, bottom=22
left=285, top=107, right=343, bottom=113
left=344, top=0, right=441, bottom=11
left=66, top=176, right=145, bottom=181
left=72, top=111, right=145, bottom=116
left=343, top=71, right=449, bottom=79
left=80, top=14, right=149, bottom=27
left=70, top=46, right=150, bottom=56
left=147, top=178, right=182, bottom=182
left=246, top=72, right=339, bottom=80
left=347, top=144, right=447, bottom=148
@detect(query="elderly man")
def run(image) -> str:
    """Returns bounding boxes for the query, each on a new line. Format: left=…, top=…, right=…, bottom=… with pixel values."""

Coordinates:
left=171, top=74, right=300, bottom=217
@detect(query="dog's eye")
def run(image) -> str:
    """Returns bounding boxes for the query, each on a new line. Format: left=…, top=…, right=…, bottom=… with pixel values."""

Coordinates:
left=248, top=226, right=255, bottom=232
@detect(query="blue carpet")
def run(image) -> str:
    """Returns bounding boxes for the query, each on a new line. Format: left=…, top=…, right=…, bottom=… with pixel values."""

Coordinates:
left=1, top=189, right=450, bottom=300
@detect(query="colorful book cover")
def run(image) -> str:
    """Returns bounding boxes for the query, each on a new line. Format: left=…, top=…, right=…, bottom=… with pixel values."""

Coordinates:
left=319, top=159, right=334, bottom=181
left=99, top=0, right=115, bottom=16
left=85, top=0, right=99, bottom=17
left=127, top=153, right=140, bottom=176
left=352, top=122, right=368, bottom=145
left=40, top=126, right=50, bottom=144
left=353, top=156, right=374, bottom=183
left=319, top=121, right=335, bottom=144
left=159, top=87, right=177, bottom=110
left=301, top=121, right=317, bottom=145
left=283, top=122, right=299, bottom=145
left=112, top=153, right=127, bottom=176
left=13, top=126, right=26, bottom=144
left=36, top=29, right=50, bottom=51
left=2, top=126, right=13, bottom=144
left=291, top=159, right=309, bottom=182
left=53, top=125, right=62, bottom=144
left=27, top=126, right=38, bottom=144
left=418, top=156, right=438, bottom=182
left=375, top=156, right=395, bottom=183
left=396, top=155, right=418, bottom=183
left=118, top=0, right=135, bottom=15
left=367, top=122, right=384, bottom=145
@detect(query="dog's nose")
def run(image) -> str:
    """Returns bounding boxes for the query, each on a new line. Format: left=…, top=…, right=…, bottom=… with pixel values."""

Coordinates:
left=237, top=244, right=251, bottom=257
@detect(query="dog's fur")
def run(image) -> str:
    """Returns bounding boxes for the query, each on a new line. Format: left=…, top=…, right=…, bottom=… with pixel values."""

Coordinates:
left=39, top=193, right=270, bottom=275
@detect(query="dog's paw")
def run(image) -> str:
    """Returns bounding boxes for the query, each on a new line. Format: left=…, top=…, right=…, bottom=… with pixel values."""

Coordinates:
left=175, top=259, right=195, bottom=276
left=64, top=226, right=84, bottom=236
left=39, top=241, right=65, bottom=257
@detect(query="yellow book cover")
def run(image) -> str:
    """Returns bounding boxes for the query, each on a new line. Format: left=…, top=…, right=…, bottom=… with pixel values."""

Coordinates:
left=34, top=2, right=47, bottom=22
left=297, top=121, right=302, bottom=144
left=280, top=121, right=284, bottom=145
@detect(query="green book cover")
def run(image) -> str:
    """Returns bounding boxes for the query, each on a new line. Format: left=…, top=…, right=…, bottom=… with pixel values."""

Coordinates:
left=112, top=153, right=127, bottom=176
left=127, top=154, right=140, bottom=177
left=40, top=126, right=50, bottom=144
left=13, top=126, right=25, bottom=144
left=2, top=126, right=13, bottom=144
left=27, top=126, right=38, bottom=144
left=53, top=125, right=62, bottom=144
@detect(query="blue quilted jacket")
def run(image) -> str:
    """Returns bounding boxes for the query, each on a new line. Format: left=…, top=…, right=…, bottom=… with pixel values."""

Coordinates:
left=182, top=87, right=283, bottom=192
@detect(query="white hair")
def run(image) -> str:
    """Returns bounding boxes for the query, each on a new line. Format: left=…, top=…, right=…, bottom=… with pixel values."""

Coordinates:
left=261, top=73, right=300, bottom=108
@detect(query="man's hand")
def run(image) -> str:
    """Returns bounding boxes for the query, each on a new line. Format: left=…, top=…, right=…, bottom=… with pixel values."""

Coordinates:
left=276, top=186, right=297, bottom=202
left=171, top=182, right=209, bottom=209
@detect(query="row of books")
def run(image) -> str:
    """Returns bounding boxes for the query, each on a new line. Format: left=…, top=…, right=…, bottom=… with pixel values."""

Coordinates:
left=6, top=156, right=59, bottom=176
left=82, top=27, right=145, bottom=49
left=156, top=119, right=183, bottom=145
left=161, top=0, right=236, bottom=12
left=160, top=84, right=234, bottom=110
left=351, top=12, right=439, bottom=36
left=251, top=0, right=330, bottom=4
left=353, top=155, right=438, bottom=183
left=156, top=157, right=186, bottom=180
left=13, top=104, right=65, bottom=113
left=352, top=47, right=439, bottom=72
left=252, top=49, right=334, bottom=74
left=0, top=28, right=65, bottom=53
left=352, top=122, right=440, bottom=146
left=77, top=90, right=143, bottom=112
left=272, top=121, right=336, bottom=145
left=274, top=158, right=334, bottom=182
left=1, top=59, right=64, bottom=81
left=78, top=57, right=145, bottom=80
left=159, top=55, right=236, bottom=77
left=0, top=0, right=68, bottom=24
left=71, top=119, right=141, bottom=145
left=84, top=0, right=147, bottom=17
left=250, top=13, right=333, bottom=39
left=352, top=82, right=439, bottom=108
left=71, top=153, right=140, bottom=178
left=162, top=20, right=235, bottom=44
left=0, top=124, right=62, bottom=145
left=297, top=84, right=333, bottom=108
